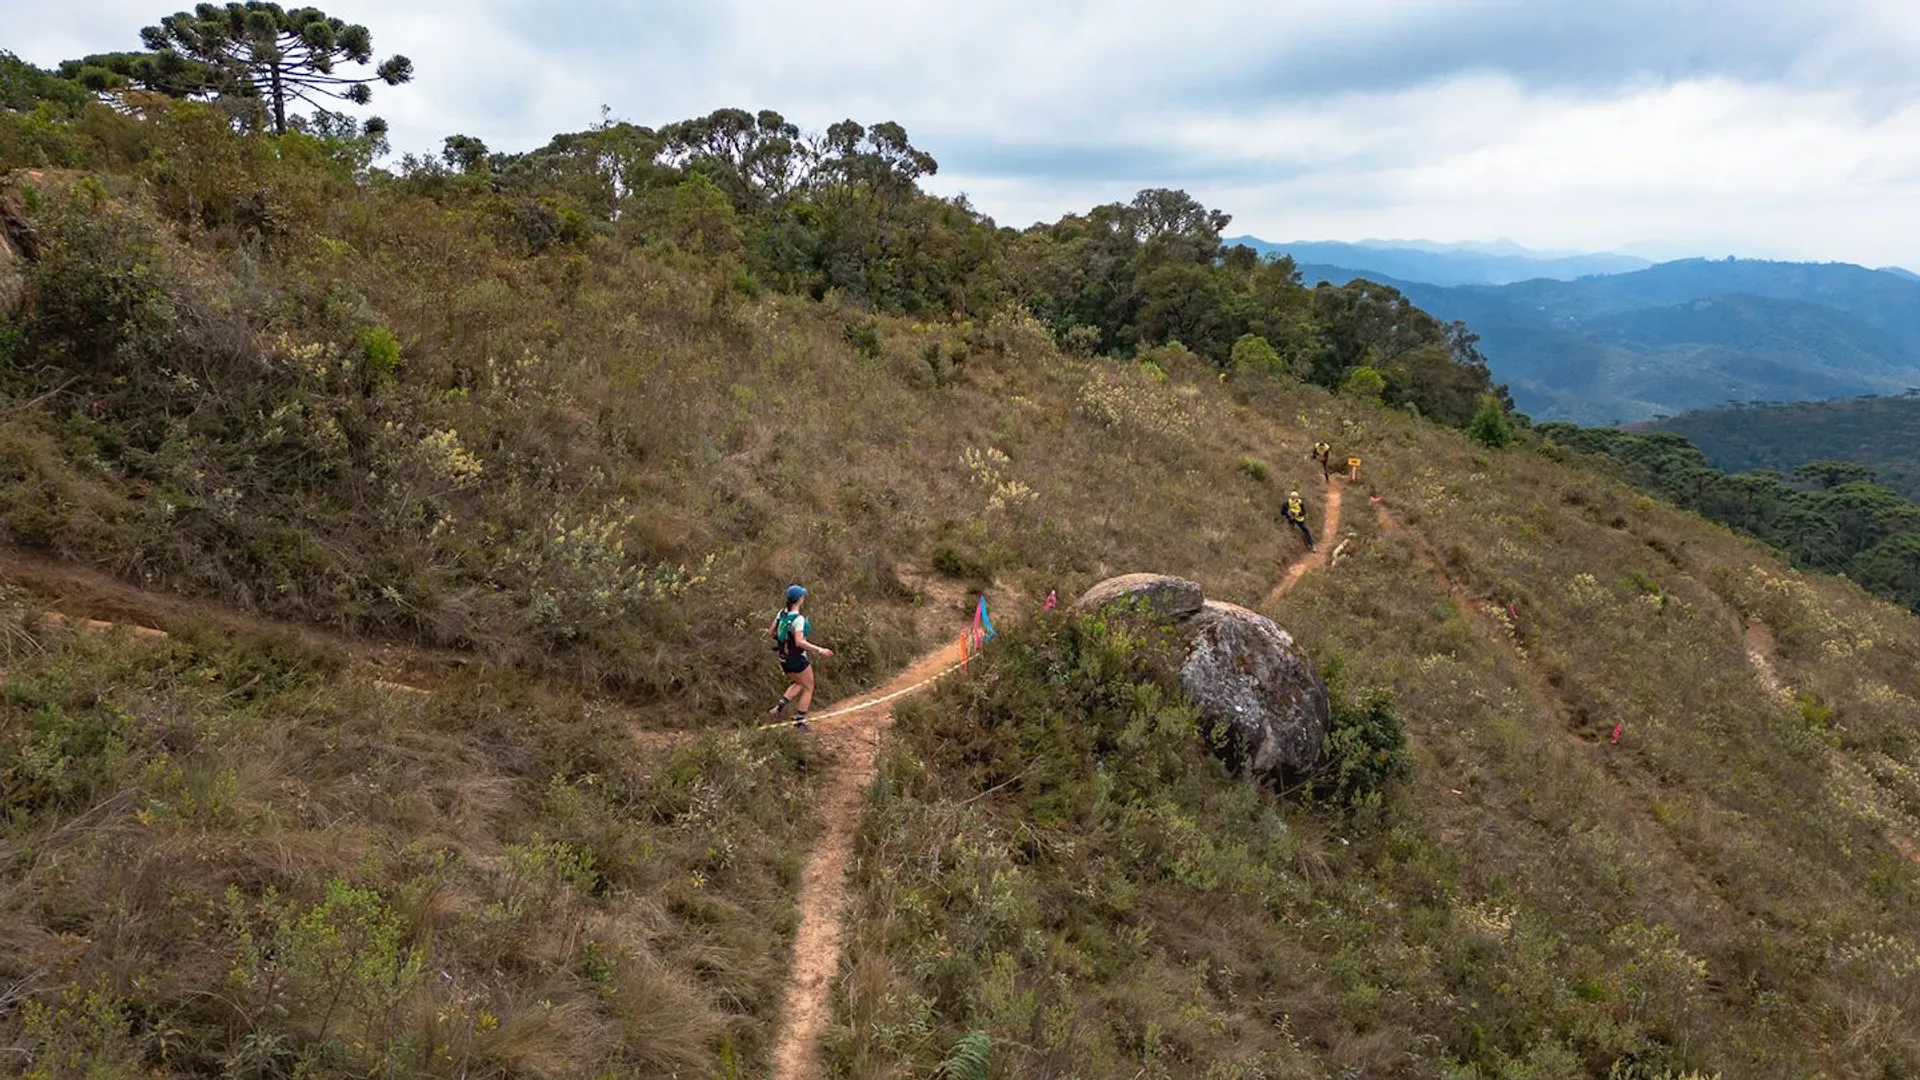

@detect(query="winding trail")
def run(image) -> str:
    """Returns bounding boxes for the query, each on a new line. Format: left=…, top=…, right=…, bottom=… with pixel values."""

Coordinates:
left=1263, top=479, right=1344, bottom=607
left=0, top=543, right=994, bottom=1076
left=768, top=635, right=969, bottom=1080
left=1373, top=501, right=1604, bottom=744
left=1737, top=617, right=1920, bottom=868
left=0, top=549, right=468, bottom=690
left=1744, top=620, right=1785, bottom=696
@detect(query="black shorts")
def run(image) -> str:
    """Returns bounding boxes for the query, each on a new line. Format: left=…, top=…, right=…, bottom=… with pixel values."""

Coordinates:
left=780, top=654, right=810, bottom=675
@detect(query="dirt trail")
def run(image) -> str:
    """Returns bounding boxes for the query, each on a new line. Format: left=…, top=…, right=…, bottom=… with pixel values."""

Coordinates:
left=1374, top=502, right=1608, bottom=744
left=0, top=542, right=989, bottom=1074
left=1744, top=620, right=1785, bottom=696
left=0, top=548, right=470, bottom=682
left=1736, top=618, right=1920, bottom=866
left=769, top=635, right=969, bottom=1080
left=1263, top=480, right=1344, bottom=608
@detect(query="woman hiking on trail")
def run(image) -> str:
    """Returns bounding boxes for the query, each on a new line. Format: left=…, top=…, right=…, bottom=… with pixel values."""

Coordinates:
left=767, top=584, right=833, bottom=731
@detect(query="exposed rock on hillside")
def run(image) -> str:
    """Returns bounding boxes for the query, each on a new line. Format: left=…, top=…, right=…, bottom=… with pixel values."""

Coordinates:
left=1071, top=572, right=1204, bottom=620
left=1075, top=574, right=1328, bottom=784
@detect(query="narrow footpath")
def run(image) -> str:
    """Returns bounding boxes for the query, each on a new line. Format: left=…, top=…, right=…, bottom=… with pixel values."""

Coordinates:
left=768, top=636, right=969, bottom=1080
left=1264, top=478, right=1344, bottom=607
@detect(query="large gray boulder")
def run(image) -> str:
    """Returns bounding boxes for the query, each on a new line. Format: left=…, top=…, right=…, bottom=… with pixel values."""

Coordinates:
left=1071, top=573, right=1204, bottom=620
left=1180, top=601, right=1329, bottom=784
left=1072, top=575, right=1330, bottom=787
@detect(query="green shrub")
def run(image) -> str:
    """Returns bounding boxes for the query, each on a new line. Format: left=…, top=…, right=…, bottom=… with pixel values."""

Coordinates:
left=930, top=542, right=991, bottom=583
left=1237, top=455, right=1270, bottom=482
left=1317, top=672, right=1410, bottom=812
left=1469, top=394, right=1516, bottom=449
left=937, top=1031, right=992, bottom=1079
left=1343, top=364, right=1386, bottom=399
left=844, top=317, right=883, bottom=358
left=1139, top=339, right=1197, bottom=378
left=357, top=325, right=402, bottom=389
left=1059, top=324, right=1102, bottom=357
left=1230, top=333, right=1285, bottom=376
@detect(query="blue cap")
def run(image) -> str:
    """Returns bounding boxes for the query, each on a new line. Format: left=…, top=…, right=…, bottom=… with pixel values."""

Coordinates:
left=786, top=584, right=808, bottom=604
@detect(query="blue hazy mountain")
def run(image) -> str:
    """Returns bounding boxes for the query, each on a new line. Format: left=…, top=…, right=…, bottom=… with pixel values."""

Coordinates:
left=1292, top=258, right=1920, bottom=425
left=1226, top=237, right=1651, bottom=286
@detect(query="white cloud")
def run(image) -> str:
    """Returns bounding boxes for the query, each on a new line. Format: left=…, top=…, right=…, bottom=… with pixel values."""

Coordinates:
left=8, top=0, right=1920, bottom=265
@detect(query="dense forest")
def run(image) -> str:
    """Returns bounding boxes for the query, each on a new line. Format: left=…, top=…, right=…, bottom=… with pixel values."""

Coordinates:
left=1644, top=393, right=1920, bottom=502
left=1540, top=425, right=1920, bottom=612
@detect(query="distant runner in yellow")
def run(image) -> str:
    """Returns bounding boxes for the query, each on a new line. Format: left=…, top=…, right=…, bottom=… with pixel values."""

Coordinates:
left=1284, top=490, right=1316, bottom=552
left=1310, top=440, right=1334, bottom=481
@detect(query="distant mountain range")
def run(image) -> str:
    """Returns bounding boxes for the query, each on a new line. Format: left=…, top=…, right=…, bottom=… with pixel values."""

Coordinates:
left=1226, top=237, right=1652, bottom=287
left=1262, top=247, right=1920, bottom=425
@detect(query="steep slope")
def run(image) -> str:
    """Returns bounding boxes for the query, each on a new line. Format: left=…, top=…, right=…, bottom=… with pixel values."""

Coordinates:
left=835, top=402, right=1920, bottom=1079
left=5, top=108, right=1920, bottom=1080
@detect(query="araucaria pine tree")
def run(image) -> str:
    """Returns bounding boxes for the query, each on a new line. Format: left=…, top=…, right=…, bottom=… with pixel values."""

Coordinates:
left=137, top=3, right=411, bottom=134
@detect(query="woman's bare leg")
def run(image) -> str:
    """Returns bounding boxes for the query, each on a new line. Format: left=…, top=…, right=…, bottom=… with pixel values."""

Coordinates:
left=795, top=667, right=816, bottom=713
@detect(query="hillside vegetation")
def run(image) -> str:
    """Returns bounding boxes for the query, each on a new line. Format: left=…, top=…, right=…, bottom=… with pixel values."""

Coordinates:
left=1646, top=394, right=1920, bottom=503
left=2, top=53, right=1920, bottom=1080
left=1300, top=259, right=1920, bottom=424
left=1541, top=425, right=1920, bottom=614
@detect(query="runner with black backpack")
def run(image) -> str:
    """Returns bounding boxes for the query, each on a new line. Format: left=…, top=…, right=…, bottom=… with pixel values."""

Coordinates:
left=767, top=584, right=834, bottom=730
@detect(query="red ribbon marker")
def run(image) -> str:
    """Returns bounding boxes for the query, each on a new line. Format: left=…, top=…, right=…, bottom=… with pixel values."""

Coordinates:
left=1610, top=722, right=1624, bottom=744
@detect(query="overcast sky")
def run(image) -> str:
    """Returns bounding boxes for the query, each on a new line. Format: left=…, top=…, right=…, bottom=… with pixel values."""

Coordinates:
left=13, top=0, right=1920, bottom=266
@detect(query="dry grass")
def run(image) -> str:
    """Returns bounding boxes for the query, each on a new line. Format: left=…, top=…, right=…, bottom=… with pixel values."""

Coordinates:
left=834, top=398, right=1920, bottom=1078
left=0, top=584, right=826, bottom=1076
left=5, top=128, right=1920, bottom=1078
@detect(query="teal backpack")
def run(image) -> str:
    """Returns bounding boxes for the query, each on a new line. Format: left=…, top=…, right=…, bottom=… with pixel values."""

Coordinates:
left=771, top=611, right=804, bottom=660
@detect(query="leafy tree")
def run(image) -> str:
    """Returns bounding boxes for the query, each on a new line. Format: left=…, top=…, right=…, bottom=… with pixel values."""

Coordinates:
left=1129, top=187, right=1230, bottom=267
left=1343, top=365, right=1386, bottom=399
left=1229, top=333, right=1284, bottom=377
left=0, top=51, right=89, bottom=111
left=658, top=107, right=806, bottom=214
left=1792, top=460, right=1877, bottom=490
left=440, top=134, right=489, bottom=174
left=1135, top=262, right=1233, bottom=358
left=491, top=121, right=667, bottom=219
left=1850, top=533, right=1920, bottom=610
left=83, top=3, right=413, bottom=135
left=1468, top=395, right=1516, bottom=448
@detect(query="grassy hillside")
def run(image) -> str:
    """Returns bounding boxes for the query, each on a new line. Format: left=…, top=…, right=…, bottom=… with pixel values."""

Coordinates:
left=1, top=93, right=1919, bottom=1080
left=1646, top=395, right=1920, bottom=503
left=841, top=408, right=1920, bottom=1079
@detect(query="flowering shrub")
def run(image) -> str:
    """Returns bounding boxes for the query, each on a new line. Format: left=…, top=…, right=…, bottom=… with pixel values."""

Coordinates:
left=962, top=446, right=1036, bottom=513
left=499, top=503, right=714, bottom=641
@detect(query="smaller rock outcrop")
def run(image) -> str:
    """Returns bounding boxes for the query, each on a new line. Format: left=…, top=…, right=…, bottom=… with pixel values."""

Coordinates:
left=1074, top=575, right=1329, bottom=786
left=1071, top=573, right=1204, bottom=620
